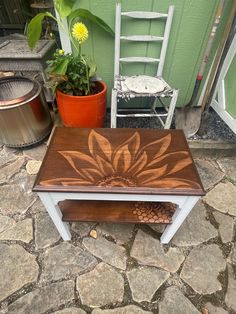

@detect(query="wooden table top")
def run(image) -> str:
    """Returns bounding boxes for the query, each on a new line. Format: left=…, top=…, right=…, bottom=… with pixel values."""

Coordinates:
left=33, top=127, right=205, bottom=196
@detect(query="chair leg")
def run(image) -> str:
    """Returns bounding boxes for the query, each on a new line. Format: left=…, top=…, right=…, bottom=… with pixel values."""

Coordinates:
left=111, top=89, right=118, bottom=128
left=164, top=89, right=179, bottom=129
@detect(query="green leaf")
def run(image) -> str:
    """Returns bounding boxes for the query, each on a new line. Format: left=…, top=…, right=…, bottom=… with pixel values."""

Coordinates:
left=51, top=58, right=69, bottom=75
left=26, top=12, right=54, bottom=49
left=68, top=9, right=114, bottom=36
left=86, top=58, right=97, bottom=78
left=54, top=0, right=75, bottom=18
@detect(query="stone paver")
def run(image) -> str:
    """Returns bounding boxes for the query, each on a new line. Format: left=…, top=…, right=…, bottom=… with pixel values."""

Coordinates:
left=97, top=223, right=134, bottom=244
left=180, top=244, right=226, bottom=294
left=42, top=242, right=97, bottom=282
left=0, top=218, right=33, bottom=243
left=23, top=143, right=47, bottom=160
left=0, top=146, right=18, bottom=167
left=0, top=183, right=36, bottom=215
left=0, top=157, right=25, bottom=184
left=92, top=305, right=152, bottom=313
left=204, top=181, right=236, bottom=216
left=159, top=286, right=200, bottom=314
left=172, top=202, right=217, bottom=246
left=218, top=157, right=236, bottom=181
left=1, top=142, right=236, bottom=313
left=0, top=214, right=13, bottom=233
left=71, top=222, right=96, bottom=237
left=0, top=244, right=38, bottom=302
left=12, top=169, right=35, bottom=191
left=83, top=236, right=127, bottom=270
left=7, top=280, right=74, bottom=314
left=225, top=264, right=236, bottom=311
left=230, top=244, right=236, bottom=264
left=130, top=230, right=185, bottom=273
left=0, top=171, right=36, bottom=215
left=195, top=159, right=224, bottom=190
left=213, top=211, right=235, bottom=243
left=204, top=303, right=228, bottom=314
left=127, top=266, right=169, bottom=302
left=26, top=160, right=42, bottom=175
left=35, top=213, right=60, bottom=250
left=148, top=224, right=166, bottom=233
left=29, top=198, right=46, bottom=214
left=77, top=263, right=124, bottom=307
left=53, top=308, right=86, bottom=314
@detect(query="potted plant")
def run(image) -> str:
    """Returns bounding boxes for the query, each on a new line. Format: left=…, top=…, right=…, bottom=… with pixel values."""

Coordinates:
left=27, top=0, right=114, bottom=127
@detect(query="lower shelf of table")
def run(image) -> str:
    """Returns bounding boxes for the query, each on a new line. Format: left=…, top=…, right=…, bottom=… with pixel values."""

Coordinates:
left=58, top=200, right=176, bottom=224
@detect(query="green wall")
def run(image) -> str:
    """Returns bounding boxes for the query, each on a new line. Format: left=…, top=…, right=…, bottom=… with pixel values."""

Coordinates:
left=73, top=0, right=232, bottom=107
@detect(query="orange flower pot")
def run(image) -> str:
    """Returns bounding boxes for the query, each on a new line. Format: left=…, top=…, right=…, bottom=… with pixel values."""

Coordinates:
left=56, top=81, right=107, bottom=127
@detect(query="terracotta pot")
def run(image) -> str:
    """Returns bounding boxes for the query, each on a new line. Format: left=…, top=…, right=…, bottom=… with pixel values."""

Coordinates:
left=56, top=81, right=107, bottom=127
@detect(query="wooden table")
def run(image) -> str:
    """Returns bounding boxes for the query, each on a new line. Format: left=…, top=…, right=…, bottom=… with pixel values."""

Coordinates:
left=33, top=127, right=205, bottom=244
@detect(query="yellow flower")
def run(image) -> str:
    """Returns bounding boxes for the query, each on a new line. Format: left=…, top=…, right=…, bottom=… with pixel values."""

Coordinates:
left=72, top=22, right=88, bottom=44
left=58, top=49, right=64, bottom=55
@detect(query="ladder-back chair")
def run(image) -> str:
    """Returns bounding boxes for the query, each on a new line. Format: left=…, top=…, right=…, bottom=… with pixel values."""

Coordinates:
left=111, top=3, right=179, bottom=128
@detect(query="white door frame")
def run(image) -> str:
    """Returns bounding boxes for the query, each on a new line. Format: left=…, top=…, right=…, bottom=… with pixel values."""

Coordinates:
left=210, top=32, right=236, bottom=134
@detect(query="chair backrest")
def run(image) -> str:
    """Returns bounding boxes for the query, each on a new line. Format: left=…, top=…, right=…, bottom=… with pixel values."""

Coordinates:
left=114, top=3, right=174, bottom=78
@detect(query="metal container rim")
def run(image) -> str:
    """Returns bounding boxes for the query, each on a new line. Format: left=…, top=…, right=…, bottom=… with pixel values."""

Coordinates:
left=0, top=76, right=42, bottom=110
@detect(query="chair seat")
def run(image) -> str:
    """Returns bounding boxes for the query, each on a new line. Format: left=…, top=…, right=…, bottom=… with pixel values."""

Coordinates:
left=114, top=75, right=174, bottom=99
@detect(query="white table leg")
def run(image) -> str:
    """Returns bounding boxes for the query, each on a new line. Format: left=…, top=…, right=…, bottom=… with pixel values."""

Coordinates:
left=160, top=196, right=200, bottom=244
left=38, top=192, right=71, bottom=241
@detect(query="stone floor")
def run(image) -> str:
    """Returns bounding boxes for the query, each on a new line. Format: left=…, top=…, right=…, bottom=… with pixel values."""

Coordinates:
left=0, top=141, right=236, bottom=314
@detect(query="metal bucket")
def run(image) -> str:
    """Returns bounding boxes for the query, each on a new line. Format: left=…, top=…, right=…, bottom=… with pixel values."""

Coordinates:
left=0, top=76, right=52, bottom=147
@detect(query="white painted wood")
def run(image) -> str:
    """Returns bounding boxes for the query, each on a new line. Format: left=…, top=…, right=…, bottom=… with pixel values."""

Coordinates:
left=218, top=80, right=226, bottom=110
left=212, top=100, right=236, bottom=133
left=164, top=89, right=179, bottom=128
left=50, top=192, right=187, bottom=208
left=117, top=113, right=167, bottom=117
left=157, top=5, right=174, bottom=76
left=121, top=11, right=168, bottom=19
left=120, top=57, right=160, bottom=63
left=38, top=192, right=71, bottom=240
left=38, top=189, right=199, bottom=244
left=110, top=3, right=177, bottom=129
left=111, top=88, right=118, bottom=128
left=55, top=10, right=72, bottom=54
left=213, top=33, right=236, bottom=94
left=210, top=32, right=236, bottom=134
left=120, top=35, right=164, bottom=42
left=114, top=1, right=122, bottom=77
left=161, top=196, right=200, bottom=244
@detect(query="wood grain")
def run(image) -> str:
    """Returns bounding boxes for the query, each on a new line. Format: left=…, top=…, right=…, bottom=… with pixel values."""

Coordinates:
left=33, top=127, right=204, bottom=195
left=59, top=200, right=176, bottom=224
left=33, top=127, right=205, bottom=196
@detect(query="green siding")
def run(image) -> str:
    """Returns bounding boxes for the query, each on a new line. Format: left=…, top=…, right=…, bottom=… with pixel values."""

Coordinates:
left=224, top=54, right=236, bottom=118
left=72, top=0, right=232, bottom=107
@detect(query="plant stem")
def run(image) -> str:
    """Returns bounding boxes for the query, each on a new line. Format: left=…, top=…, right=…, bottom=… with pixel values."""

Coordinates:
left=80, top=54, right=90, bottom=95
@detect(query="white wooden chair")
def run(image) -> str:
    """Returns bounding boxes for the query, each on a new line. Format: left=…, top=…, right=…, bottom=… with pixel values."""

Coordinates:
left=111, top=3, right=179, bottom=128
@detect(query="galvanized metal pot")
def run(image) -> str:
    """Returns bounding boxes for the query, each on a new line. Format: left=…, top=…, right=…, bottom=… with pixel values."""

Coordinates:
left=0, top=76, right=52, bottom=147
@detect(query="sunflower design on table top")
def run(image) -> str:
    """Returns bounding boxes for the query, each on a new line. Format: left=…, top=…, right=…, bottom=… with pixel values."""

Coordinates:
left=41, top=130, right=200, bottom=189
